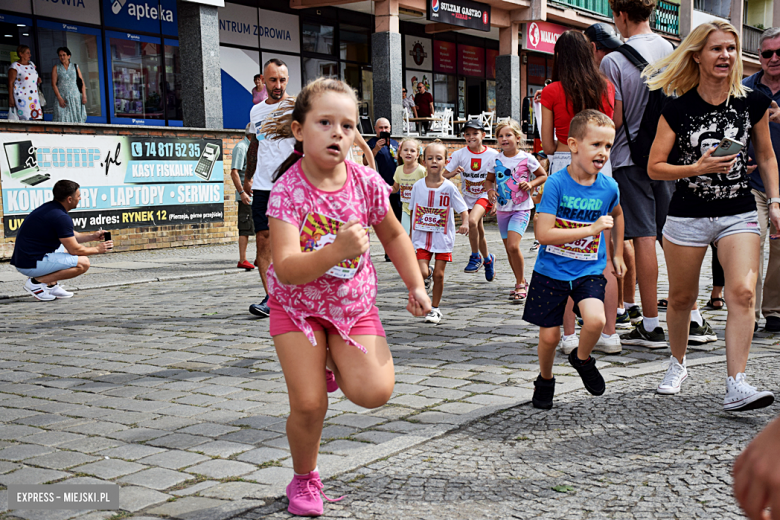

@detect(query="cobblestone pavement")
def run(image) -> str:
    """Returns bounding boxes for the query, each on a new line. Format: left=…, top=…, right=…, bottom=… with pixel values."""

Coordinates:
left=0, top=225, right=777, bottom=519
left=243, top=357, right=780, bottom=520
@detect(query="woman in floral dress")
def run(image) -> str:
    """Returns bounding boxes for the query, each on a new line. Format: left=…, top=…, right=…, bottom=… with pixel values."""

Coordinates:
left=8, top=45, right=42, bottom=121
left=52, top=46, right=87, bottom=123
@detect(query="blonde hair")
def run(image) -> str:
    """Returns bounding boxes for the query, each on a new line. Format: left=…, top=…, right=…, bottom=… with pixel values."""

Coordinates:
left=569, top=109, right=615, bottom=140
left=495, top=119, right=523, bottom=140
left=273, top=78, right=359, bottom=180
left=397, top=137, right=421, bottom=166
left=644, top=21, right=747, bottom=99
left=423, top=139, right=448, bottom=160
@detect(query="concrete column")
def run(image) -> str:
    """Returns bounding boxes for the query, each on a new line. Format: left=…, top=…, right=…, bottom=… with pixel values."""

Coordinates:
left=496, top=24, right=520, bottom=122
left=730, top=0, right=744, bottom=40
left=679, top=0, right=694, bottom=39
left=372, top=0, right=403, bottom=132
left=774, top=2, right=780, bottom=30
left=177, top=0, right=223, bottom=129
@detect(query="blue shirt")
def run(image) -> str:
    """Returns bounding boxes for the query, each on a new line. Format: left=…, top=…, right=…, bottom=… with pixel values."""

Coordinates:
left=743, top=71, right=780, bottom=193
left=366, top=136, right=399, bottom=186
left=11, top=201, right=75, bottom=269
left=534, top=168, right=620, bottom=281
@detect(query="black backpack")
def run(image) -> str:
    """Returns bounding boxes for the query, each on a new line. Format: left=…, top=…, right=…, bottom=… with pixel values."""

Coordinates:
left=615, top=44, right=675, bottom=170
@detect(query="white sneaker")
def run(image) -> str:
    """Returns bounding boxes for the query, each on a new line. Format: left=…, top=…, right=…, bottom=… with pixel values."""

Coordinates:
left=424, top=265, right=433, bottom=293
left=723, top=373, right=775, bottom=412
left=23, top=279, right=55, bottom=301
left=47, top=283, right=73, bottom=299
left=593, top=333, right=622, bottom=354
left=424, top=308, right=442, bottom=324
left=657, top=356, right=688, bottom=395
left=559, top=334, right=579, bottom=355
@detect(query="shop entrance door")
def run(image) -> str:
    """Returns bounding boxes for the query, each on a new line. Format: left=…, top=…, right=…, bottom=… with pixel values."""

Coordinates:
left=466, top=77, right=484, bottom=116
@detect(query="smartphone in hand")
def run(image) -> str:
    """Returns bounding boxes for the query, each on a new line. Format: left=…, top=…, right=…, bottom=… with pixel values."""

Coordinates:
left=379, top=131, right=391, bottom=145
left=711, top=137, right=744, bottom=157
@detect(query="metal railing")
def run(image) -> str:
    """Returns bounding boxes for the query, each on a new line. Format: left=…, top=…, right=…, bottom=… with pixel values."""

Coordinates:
left=743, top=25, right=764, bottom=56
left=550, top=0, right=612, bottom=18
left=651, top=1, right=680, bottom=35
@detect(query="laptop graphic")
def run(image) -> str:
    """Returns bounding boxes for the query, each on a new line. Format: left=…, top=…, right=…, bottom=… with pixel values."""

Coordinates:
left=3, top=140, right=51, bottom=186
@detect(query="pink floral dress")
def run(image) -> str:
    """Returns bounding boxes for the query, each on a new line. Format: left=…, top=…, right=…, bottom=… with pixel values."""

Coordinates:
left=266, top=160, right=391, bottom=352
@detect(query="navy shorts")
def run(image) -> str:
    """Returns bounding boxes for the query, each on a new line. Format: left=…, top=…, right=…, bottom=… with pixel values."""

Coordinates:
left=522, top=271, right=607, bottom=328
left=252, top=190, right=271, bottom=232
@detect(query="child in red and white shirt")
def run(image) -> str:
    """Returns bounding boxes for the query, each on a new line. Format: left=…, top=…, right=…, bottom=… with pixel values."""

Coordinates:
left=410, top=140, right=469, bottom=324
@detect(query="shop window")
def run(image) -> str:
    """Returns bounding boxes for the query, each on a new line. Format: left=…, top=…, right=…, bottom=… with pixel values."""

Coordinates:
left=164, top=41, right=182, bottom=123
left=433, top=73, right=456, bottom=112
left=37, top=24, right=104, bottom=122
left=339, top=24, right=369, bottom=63
left=302, top=57, right=337, bottom=86
left=302, top=22, right=334, bottom=55
left=0, top=15, right=35, bottom=119
left=107, top=33, right=164, bottom=123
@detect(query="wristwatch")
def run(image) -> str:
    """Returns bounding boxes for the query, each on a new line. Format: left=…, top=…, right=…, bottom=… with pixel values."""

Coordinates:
left=769, top=197, right=780, bottom=206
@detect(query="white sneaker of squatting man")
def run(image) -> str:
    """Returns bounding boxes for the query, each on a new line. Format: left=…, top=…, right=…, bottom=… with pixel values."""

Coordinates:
left=48, top=283, right=73, bottom=299
left=24, top=279, right=55, bottom=301
left=723, top=373, right=774, bottom=412
left=657, top=355, right=687, bottom=395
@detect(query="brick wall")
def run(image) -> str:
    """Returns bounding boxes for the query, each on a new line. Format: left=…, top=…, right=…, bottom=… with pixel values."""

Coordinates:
left=0, top=123, right=502, bottom=260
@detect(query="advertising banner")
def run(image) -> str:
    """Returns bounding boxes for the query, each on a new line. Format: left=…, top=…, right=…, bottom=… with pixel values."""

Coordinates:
left=258, top=9, right=300, bottom=54
left=102, top=0, right=175, bottom=34
left=427, top=0, right=490, bottom=32
left=405, top=35, right=433, bottom=71
left=458, top=44, right=484, bottom=77
left=486, top=48, right=498, bottom=79
left=1, top=134, right=225, bottom=237
left=433, top=41, right=456, bottom=74
left=522, top=21, right=567, bottom=55
left=33, top=0, right=101, bottom=25
left=219, top=3, right=259, bottom=47
left=406, top=70, right=432, bottom=100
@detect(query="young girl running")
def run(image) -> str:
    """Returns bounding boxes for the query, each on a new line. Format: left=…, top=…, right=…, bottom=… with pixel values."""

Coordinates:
left=266, top=78, right=431, bottom=516
left=485, top=119, right=547, bottom=303
left=392, top=137, right=426, bottom=235
left=409, top=140, right=469, bottom=324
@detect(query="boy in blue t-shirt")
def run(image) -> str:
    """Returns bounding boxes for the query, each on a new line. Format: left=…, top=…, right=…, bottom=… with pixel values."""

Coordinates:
left=523, top=110, right=626, bottom=410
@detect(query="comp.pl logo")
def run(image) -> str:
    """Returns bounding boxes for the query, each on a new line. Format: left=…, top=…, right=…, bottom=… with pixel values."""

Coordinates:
left=431, top=0, right=439, bottom=13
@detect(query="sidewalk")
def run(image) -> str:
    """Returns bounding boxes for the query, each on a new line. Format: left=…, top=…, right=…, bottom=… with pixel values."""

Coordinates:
left=0, top=226, right=777, bottom=519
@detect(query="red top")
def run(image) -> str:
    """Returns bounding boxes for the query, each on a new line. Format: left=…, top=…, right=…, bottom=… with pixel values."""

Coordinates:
left=540, top=80, right=615, bottom=142
left=415, top=92, right=434, bottom=117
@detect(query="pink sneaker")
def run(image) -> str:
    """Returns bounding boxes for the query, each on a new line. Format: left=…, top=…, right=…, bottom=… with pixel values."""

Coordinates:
left=325, top=369, right=339, bottom=393
left=286, top=470, right=344, bottom=517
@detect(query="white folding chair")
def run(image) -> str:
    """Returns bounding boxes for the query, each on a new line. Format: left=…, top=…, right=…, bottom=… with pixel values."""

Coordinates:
left=428, top=111, right=445, bottom=136
left=403, top=111, right=419, bottom=136
left=481, top=111, right=495, bottom=139
left=441, top=108, right=454, bottom=136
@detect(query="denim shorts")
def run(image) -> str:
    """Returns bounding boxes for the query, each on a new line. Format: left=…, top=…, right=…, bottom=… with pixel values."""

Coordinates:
left=663, top=210, right=760, bottom=248
left=16, top=244, right=78, bottom=278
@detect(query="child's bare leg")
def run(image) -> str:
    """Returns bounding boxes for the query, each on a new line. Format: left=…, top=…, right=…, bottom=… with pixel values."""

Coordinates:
left=477, top=216, right=489, bottom=258
left=274, top=330, right=329, bottom=474
left=563, top=300, right=576, bottom=336
left=603, top=230, right=618, bottom=335
left=417, top=259, right=430, bottom=281
left=538, top=326, right=561, bottom=379
left=576, top=298, right=607, bottom=360
left=468, top=205, right=486, bottom=256
left=506, top=231, right=525, bottom=285
left=502, top=238, right=518, bottom=282
left=328, top=334, right=395, bottom=409
left=431, top=259, right=447, bottom=307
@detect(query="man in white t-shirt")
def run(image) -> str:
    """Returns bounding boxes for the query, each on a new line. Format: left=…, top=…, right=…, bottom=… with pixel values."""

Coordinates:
left=243, top=58, right=293, bottom=318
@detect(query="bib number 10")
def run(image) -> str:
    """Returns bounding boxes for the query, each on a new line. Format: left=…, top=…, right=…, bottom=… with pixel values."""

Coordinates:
left=439, top=195, right=450, bottom=207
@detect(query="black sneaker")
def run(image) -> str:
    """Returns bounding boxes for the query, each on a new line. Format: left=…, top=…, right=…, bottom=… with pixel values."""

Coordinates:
left=619, top=321, right=668, bottom=349
left=532, top=375, right=555, bottom=409
left=249, top=295, right=270, bottom=318
left=688, top=319, right=718, bottom=345
left=765, top=316, right=780, bottom=332
left=568, top=348, right=605, bottom=396
left=627, top=306, right=643, bottom=324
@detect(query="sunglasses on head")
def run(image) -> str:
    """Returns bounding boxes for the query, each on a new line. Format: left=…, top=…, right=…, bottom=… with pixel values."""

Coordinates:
left=761, top=48, right=780, bottom=59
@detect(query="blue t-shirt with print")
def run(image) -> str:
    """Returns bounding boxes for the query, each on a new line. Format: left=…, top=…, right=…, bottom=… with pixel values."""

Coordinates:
left=534, top=168, right=620, bottom=281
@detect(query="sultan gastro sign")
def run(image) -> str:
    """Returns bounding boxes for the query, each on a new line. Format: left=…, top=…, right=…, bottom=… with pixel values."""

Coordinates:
left=428, top=0, right=491, bottom=32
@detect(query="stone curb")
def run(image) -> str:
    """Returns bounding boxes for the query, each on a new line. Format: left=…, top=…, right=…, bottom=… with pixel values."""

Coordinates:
left=258, top=350, right=780, bottom=502
left=0, top=269, right=246, bottom=300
